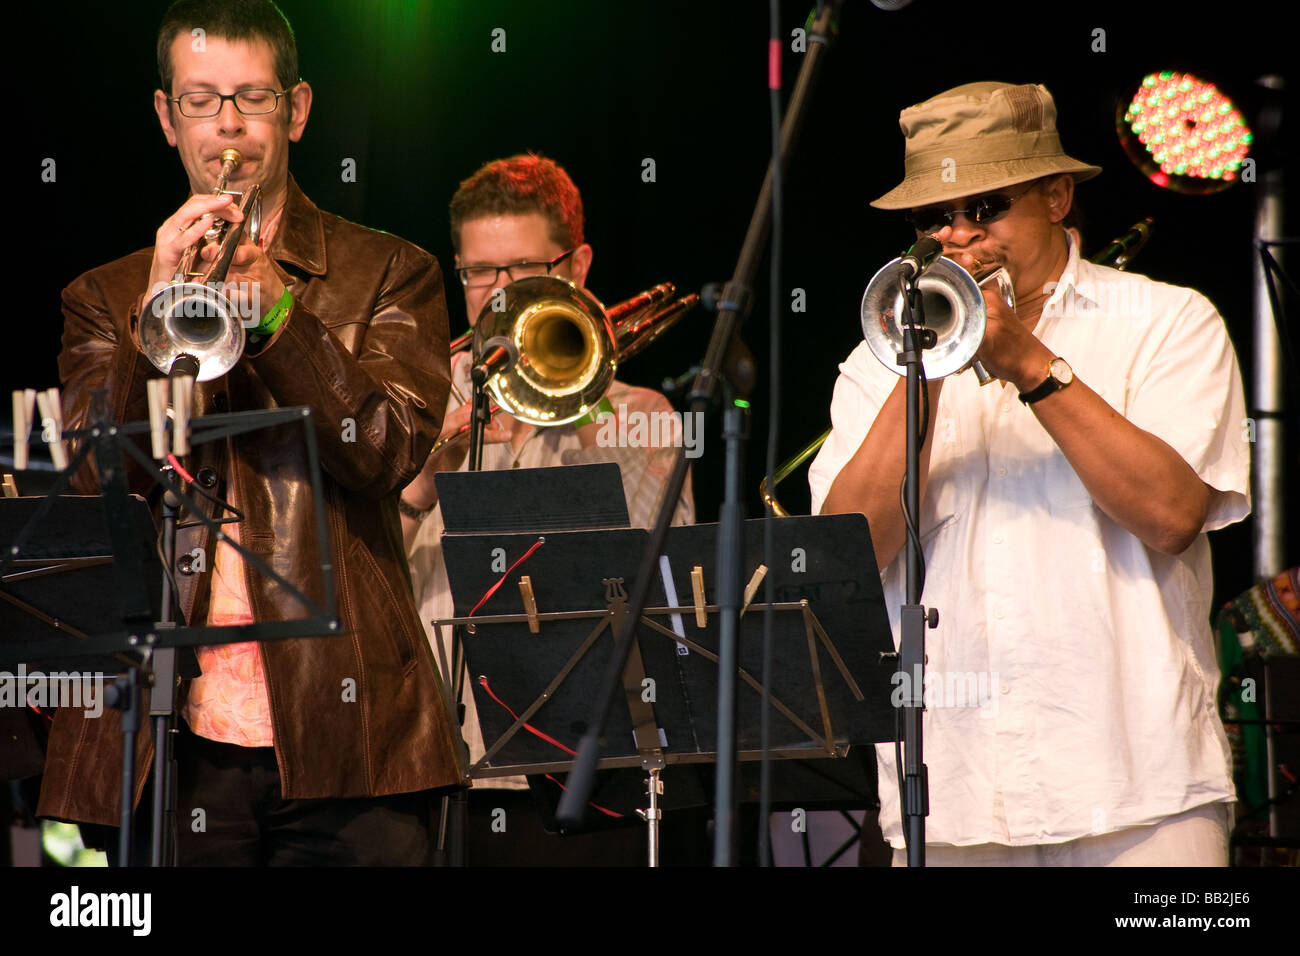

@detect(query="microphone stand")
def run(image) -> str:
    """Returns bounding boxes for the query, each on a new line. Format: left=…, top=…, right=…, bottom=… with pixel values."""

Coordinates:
left=148, top=480, right=183, bottom=867
left=435, top=352, right=496, bottom=866
left=896, top=276, right=937, bottom=867
left=554, top=0, right=844, bottom=866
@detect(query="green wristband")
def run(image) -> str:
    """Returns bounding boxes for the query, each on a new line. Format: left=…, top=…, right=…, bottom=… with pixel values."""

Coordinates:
left=571, top=396, right=614, bottom=427
left=254, top=286, right=294, bottom=337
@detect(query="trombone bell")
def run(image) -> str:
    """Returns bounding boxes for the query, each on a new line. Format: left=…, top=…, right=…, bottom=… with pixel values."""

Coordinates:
left=473, top=275, right=617, bottom=426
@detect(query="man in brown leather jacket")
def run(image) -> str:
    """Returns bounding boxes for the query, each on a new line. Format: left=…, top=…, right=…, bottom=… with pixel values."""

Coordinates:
left=37, top=0, right=463, bottom=865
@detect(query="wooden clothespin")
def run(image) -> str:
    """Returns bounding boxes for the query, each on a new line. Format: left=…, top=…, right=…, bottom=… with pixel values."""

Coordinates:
left=518, top=575, right=540, bottom=634
left=691, top=565, right=707, bottom=628
left=11, top=389, right=35, bottom=470
left=740, top=564, right=768, bottom=618
left=146, top=379, right=170, bottom=460
left=2, top=474, right=18, bottom=498
left=34, top=388, right=67, bottom=470
left=171, top=374, right=194, bottom=457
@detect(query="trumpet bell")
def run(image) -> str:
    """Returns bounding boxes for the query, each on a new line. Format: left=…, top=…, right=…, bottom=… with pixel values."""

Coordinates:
left=861, top=255, right=986, bottom=380
left=473, top=275, right=617, bottom=426
left=138, top=282, right=246, bottom=382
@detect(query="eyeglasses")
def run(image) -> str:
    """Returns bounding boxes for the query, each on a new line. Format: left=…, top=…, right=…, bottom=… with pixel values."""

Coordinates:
left=905, top=183, right=1039, bottom=233
left=456, top=249, right=576, bottom=288
left=169, top=88, right=293, bottom=118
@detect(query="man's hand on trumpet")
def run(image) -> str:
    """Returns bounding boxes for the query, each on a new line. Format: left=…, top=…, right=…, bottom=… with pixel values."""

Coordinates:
left=144, top=194, right=287, bottom=330
left=216, top=229, right=286, bottom=326
left=971, top=281, right=1054, bottom=391
left=146, top=192, right=246, bottom=294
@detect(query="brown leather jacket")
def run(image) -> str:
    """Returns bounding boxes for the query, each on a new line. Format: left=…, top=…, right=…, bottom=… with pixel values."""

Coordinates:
left=38, top=178, right=464, bottom=827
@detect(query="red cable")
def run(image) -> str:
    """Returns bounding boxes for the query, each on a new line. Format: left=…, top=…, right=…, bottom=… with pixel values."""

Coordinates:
left=478, top=676, right=623, bottom=819
left=543, top=775, right=623, bottom=819
left=466, top=537, right=545, bottom=620
left=478, top=676, right=575, bottom=756
left=167, top=453, right=195, bottom=484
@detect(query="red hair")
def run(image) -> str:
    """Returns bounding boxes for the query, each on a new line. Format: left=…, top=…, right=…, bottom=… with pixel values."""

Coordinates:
left=449, top=153, right=584, bottom=252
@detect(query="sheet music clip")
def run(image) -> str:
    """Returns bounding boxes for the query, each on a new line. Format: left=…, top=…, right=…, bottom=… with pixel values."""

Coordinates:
left=10, top=389, right=36, bottom=471
left=34, top=387, right=67, bottom=470
left=690, top=565, right=706, bottom=627
left=740, top=563, right=767, bottom=618
left=171, top=375, right=194, bottom=457
left=518, top=575, right=540, bottom=634
left=146, top=379, right=170, bottom=460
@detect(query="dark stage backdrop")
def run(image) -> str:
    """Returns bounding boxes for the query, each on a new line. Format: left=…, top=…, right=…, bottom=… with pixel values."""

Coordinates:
left=17, top=0, right=1296, bottom=610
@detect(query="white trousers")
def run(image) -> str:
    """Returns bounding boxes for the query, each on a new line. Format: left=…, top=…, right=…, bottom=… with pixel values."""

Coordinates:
left=891, top=801, right=1231, bottom=867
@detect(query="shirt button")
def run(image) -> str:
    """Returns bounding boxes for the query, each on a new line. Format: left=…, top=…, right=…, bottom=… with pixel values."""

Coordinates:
left=997, top=467, right=1007, bottom=478
left=995, top=608, right=1004, bottom=619
left=1001, top=685, right=1011, bottom=695
left=993, top=533, right=1004, bottom=544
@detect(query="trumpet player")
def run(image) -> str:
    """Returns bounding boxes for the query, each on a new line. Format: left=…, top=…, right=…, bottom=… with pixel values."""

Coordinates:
left=401, top=154, right=697, bottom=864
left=41, top=0, right=461, bottom=865
left=811, top=82, right=1250, bottom=865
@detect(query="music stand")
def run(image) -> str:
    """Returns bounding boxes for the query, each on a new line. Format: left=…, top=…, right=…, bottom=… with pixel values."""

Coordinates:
left=1, top=406, right=339, bottom=866
left=438, top=465, right=894, bottom=865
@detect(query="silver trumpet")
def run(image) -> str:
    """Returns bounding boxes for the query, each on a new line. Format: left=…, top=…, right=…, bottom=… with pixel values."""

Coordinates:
left=860, top=254, right=1014, bottom=385
left=137, top=148, right=262, bottom=381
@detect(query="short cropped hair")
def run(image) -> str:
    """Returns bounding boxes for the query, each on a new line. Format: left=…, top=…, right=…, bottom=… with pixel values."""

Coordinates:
left=157, top=0, right=298, bottom=96
left=449, top=154, right=585, bottom=253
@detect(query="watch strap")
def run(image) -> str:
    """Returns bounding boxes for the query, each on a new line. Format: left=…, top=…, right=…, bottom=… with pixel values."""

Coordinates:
left=1018, top=374, right=1062, bottom=405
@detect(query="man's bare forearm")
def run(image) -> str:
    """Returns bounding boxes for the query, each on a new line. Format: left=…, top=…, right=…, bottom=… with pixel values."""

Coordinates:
left=820, top=376, right=945, bottom=569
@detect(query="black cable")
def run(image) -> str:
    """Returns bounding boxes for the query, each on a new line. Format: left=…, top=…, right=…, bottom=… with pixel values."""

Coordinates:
left=893, top=301, right=932, bottom=862
left=757, top=0, right=783, bottom=870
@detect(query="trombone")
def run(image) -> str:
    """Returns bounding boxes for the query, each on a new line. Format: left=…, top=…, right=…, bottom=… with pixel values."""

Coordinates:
left=760, top=221, right=1155, bottom=516
left=431, top=276, right=698, bottom=453
left=136, top=148, right=262, bottom=381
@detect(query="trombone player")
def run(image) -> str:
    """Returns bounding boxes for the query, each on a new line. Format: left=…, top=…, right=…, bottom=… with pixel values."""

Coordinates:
left=40, top=0, right=461, bottom=864
left=401, top=153, right=696, bottom=864
left=811, top=82, right=1250, bottom=865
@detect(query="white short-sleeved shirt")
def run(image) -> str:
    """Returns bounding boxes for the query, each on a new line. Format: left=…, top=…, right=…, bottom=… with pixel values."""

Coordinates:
left=809, top=234, right=1251, bottom=847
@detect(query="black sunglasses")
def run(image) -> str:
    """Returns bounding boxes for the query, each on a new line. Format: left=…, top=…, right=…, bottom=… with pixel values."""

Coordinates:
left=905, top=183, right=1039, bottom=233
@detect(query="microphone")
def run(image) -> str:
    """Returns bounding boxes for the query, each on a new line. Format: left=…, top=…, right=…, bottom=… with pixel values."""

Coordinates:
left=471, top=336, right=518, bottom=386
left=898, top=235, right=944, bottom=280
left=1092, top=217, right=1154, bottom=270
left=870, top=0, right=915, bottom=8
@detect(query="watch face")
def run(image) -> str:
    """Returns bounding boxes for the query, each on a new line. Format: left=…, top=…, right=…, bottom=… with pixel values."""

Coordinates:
left=1049, top=357, right=1073, bottom=385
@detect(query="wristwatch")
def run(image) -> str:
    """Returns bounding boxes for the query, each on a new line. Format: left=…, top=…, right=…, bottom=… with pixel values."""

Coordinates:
left=398, top=496, right=435, bottom=521
left=1018, top=357, right=1074, bottom=405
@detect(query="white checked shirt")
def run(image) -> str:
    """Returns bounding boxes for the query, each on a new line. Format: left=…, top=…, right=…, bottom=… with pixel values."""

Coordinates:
left=809, top=234, right=1251, bottom=847
left=407, top=350, right=695, bottom=787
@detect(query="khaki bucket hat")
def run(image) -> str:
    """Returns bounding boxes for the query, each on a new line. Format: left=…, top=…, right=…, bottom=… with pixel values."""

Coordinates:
left=871, top=81, right=1102, bottom=210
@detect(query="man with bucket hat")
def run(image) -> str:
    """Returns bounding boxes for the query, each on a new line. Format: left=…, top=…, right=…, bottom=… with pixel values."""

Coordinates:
left=811, top=82, right=1251, bottom=865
